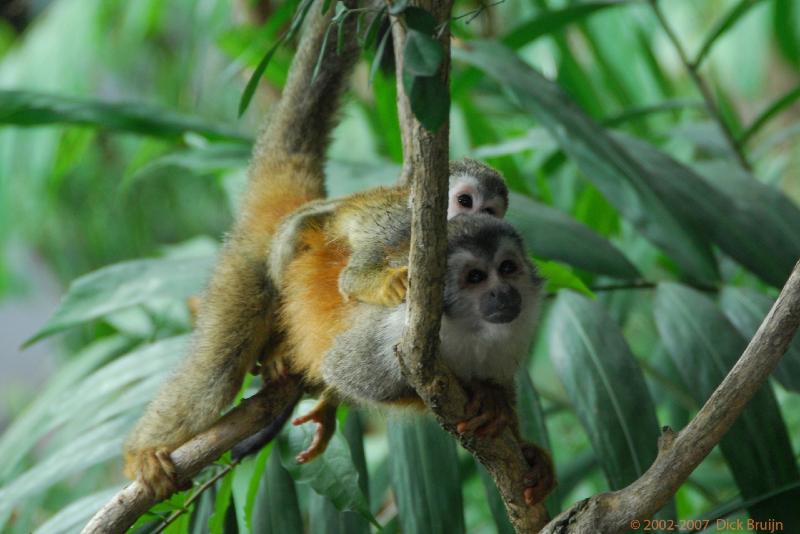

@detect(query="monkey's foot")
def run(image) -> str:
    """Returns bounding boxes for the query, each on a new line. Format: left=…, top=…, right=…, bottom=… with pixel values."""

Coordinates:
left=377, top=266, right=408, bottom=307
left=291, top=399, right=337, bottom=464
left=258, top=357, right=290, bottom=382
left=521, top=442, right=556, bottom=505
left=123, top=448, right=190, bottom=500
left=457, top=383, right=512, bottom=438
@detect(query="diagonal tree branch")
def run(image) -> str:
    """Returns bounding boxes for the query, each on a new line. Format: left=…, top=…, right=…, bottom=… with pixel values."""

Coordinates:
left=388, top=1, right=549, bottom=532
left=540, top=261, right=800, bottom=533
left=81, top=378, right=302, bottom=534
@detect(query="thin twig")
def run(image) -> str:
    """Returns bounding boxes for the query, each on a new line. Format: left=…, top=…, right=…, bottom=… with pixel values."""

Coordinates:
left=648, top=0, right=751, bottom=171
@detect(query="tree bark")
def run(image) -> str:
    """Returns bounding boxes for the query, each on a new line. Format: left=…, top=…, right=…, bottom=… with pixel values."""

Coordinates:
left=388, top=1, right=550, bottom=531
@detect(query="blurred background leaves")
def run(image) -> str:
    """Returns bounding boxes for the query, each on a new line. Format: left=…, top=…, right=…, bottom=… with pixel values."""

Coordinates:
left=1, top=0, right=799, bottom=532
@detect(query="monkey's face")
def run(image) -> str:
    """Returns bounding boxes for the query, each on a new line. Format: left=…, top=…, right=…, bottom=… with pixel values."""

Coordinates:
left=443, top=215, right=541, bottom=326
left=447, top=173, right=508, bottom=220
left=439, top=215, right=542, bottom=383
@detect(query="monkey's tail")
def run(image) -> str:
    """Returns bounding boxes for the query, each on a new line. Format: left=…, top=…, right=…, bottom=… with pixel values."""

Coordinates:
left=240, top=0, right=361, bottom=237
left=123, top=1, right=361, bottom=460
left=231, top=386, right=303, bottom=460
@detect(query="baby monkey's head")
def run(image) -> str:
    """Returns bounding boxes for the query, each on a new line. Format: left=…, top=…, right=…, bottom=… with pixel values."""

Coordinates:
left=447, top=159, right=508, bottom=220
left=444, top=214, right=540, bottom=326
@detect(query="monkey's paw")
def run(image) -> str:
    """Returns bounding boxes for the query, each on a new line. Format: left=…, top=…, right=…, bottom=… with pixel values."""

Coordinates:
left=258, top=357, right=290, bottom=382
left=291, top=400, right=337, bottom=464
left=521, top=442, right=556, bottom=506
left=123, top=448, right=190, bottom=500
left=377, top=266, right=408, bottom=307
left=456, top=383, right=512, bottom=438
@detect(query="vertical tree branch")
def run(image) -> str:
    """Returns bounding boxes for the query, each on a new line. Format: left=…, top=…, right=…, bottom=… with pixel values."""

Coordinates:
left=388, top=2, right=549, bottom=531
left=539, top=261, right=800, bottom=533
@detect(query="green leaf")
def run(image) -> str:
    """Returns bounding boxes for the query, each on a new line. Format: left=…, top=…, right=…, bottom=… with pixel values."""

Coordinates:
left=387, top=417, right=465, bottom=534
left=125, top=143, right=251, bottom=186
left=403, top=30, right=444, bottom=76
left=508, top=193, right=639, bottom=280
left=654, top=283, right=800, bottom=529
left=32, top=487, right=120, bottom=534
left=0, top=90, right=248, bottom=142
left=719, top=286, right=800, bottom=393
left=404, top=7, right=437, bottom=35
left=534, top=260, right=593, bottom=298
left=232, top=446, right=271, bottom=534
left=773, top=0, right=800, bottom=67
left=279, top=400, right=376, bottom=526
left=403, top=72, right=449, bottom=132
left=209, top=472, right=235, bottom=534
left=252, top=447, right=304, bottom=534
left=388, top=0, right=409, bottom=15
left=503, top=1, right=625, bottom=50
left=456, top=41, right=718, bottom=283
left=477, top=464, right=515, bottom=534
left=239, top=37, right=286, bottom=117
left=369, top=26, right=393, bottom=84
left=548, top=292, right=661, bottom=490
left=25, top=255, right=214, bottom=346
left=693, top=0, right=767, bottom=68
left=693, top=159, right=800, bottom=287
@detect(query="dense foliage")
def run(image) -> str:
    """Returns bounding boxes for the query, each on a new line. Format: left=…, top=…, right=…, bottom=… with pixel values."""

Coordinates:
left=1, top=0, right=799, bottom=532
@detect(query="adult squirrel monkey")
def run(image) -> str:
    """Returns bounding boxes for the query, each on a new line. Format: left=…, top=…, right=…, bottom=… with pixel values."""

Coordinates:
left=122, top=0, right=361, bottom=499
left=273, top=212, right=554, bottom=503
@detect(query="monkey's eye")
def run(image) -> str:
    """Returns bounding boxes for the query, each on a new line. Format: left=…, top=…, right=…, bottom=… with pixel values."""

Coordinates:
left=483, top=207, right=496, bottom=216
left=498, top=260, right=517, bottom=275
left=457, top=194, right=473, bottom=208
left=466, top=269, right=487, bottom=284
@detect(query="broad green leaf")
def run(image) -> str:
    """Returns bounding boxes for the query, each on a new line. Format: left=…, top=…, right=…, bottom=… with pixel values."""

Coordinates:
left=252, top=447, right=303, bottom=534
left=0, top=335, right=133, bottom=482
left=534, top=260, right=594, bottom=298
left=209, top=472, right=235, bottom=534
left=694, top=160, right=800, bottom=286
left=549, top=292, right=661, bottom=490
left=403, top=72, right=450, bottom=132
left=456, top=41, right=718, bottom=283
left=279, top=400, right=376, bottom=525
left=126, top=143, right=251, bottom=186
left=508, top=193, right=639, bottom=280
left=0, top=418, right=128, bottom=528
left=616, top=135, right=798, bottom=287
left=477, top=464, right=514, bottom=534
left=32, top=486, right=120, bottom=534
left=403, top=30, right=443, bottom=76
left=190, top=487, right=217, bottom=534
left=0, top=90, right=247, bottom=142
left=404, top=7, right=437, bottom=35
left=719, top=287, right=800, bottom=393
left=25, top=255, right=214, bottom=345
left=654, top=283, right=800, bottom=529
left=231, top=445, right=271, bottom=534
left=387, top=417, right=465, bottom=534
left=503, top=2, right=624, bottom=49
left=773, top=0, right=800, bottom=67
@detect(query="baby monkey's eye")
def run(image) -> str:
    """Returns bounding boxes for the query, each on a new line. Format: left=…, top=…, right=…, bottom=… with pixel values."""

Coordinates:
left=457, top=194, right=473, bottom=208
left=498, top=260, right=517, bottom=275
left=466, top=269, right=487, bottom=284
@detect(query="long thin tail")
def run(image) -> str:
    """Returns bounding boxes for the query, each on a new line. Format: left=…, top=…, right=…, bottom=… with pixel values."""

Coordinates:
left=124, top=1, right=361, bottom=460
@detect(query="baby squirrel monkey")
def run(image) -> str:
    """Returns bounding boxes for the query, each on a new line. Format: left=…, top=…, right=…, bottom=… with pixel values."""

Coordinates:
left=274, top=211, right=553, bottom=504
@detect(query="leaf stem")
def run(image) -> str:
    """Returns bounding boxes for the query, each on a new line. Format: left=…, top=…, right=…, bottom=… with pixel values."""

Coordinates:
left=648, top=0, right=751, bottom=171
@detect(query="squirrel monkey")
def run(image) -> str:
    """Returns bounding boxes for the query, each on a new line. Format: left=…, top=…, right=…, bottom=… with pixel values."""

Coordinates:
left=275, top=212, right=554, bottom=503
left=122, top=0, right=361, bottom=499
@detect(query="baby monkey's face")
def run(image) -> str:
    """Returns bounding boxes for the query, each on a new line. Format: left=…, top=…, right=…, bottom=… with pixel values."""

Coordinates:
left=447, top=174, right=507, bottom=219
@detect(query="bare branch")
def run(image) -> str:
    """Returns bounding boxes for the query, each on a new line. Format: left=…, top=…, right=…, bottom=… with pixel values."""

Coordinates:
left=540, top=261, right=800, bottom=534
left=388, top=1, right=549, bottom=531
left=81, top=378, right=302, bottom=534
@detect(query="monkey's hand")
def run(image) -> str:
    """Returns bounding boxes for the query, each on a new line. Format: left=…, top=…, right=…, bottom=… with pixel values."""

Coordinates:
left=456, top=382, right=513, bottom=438
left=291, top=398, right=337, bottom=463
left=375, top=266, right=409, bottom=307
left=123, top=448, right=190, bottom=500
left=521, top=442, right=556, bottom=505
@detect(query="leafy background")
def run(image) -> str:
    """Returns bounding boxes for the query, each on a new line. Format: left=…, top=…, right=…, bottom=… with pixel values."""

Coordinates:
left=1, top=0, right=799, bottom=532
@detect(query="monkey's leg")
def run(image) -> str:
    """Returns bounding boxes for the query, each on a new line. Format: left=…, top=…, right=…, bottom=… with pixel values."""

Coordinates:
left=456, top=381, right=514, bottom=438
left=292, top=395, right=338, bottom=463
left=521, top=442, right=556, bottom=505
